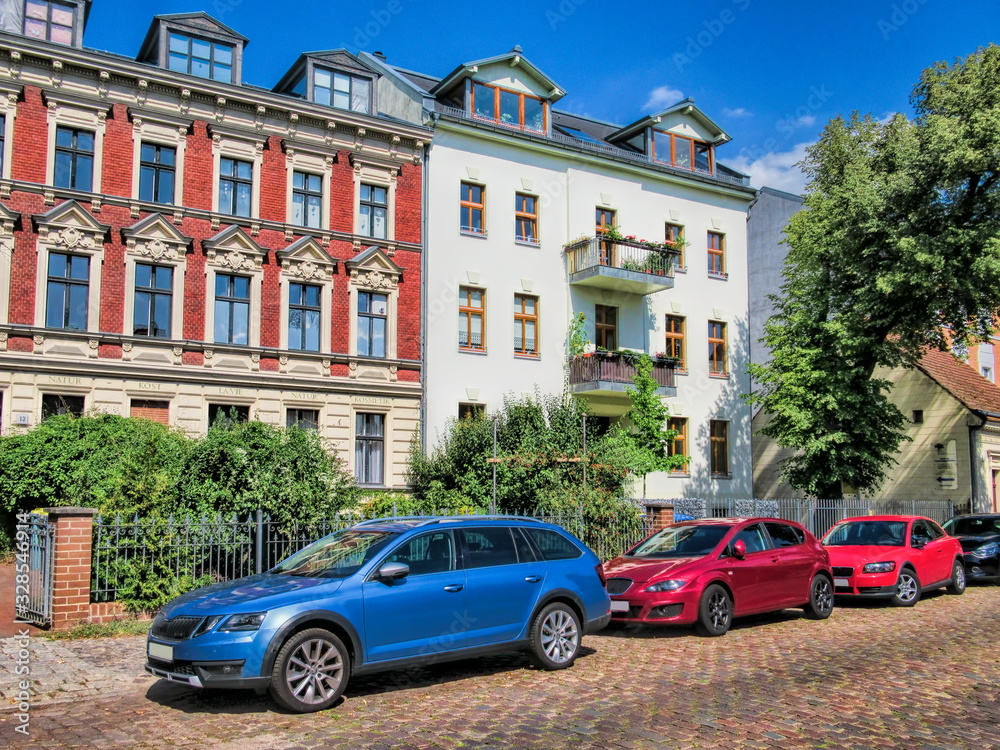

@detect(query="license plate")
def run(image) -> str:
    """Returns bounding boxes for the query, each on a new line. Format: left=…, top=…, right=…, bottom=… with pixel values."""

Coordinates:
left=610, top=600, right=629, bottom=612
left=834, top=578, right=849, bottom=587
left=148, top=642, right=173, bottom=661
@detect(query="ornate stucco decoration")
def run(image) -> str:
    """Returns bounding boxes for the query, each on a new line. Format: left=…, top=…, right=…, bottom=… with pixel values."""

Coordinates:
left=123, top=213, right=192, bottom=262
left=33, top=200, right=110, bottom=254
left=345, top=245, right=403, bottom=289
left=203, top=225, right=268, bottom=270
left=277, top=236, right=337, bottom=281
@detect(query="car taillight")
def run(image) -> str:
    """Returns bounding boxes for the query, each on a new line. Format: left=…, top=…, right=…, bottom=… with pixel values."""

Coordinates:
left=595, top=564, right=607, bottom=586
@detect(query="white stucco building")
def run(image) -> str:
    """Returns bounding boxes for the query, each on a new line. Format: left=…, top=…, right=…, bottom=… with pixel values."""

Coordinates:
left=366, top=48, right=757, bottom=499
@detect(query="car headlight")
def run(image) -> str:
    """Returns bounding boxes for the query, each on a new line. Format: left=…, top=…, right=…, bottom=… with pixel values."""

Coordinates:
left=644, top=579, right=687, bottom=593
left=192, top=615, right=223, bottom=638
left=218, top=612, right=267, bottom=632
left=862, top=561, right=896, bottom=574
left=974, top=542, right=999, bottom=557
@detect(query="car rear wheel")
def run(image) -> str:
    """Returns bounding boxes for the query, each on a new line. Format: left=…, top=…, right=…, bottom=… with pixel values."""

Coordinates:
left=528, top=602, right=581, bottom=670
left=889, top=568, right=921, bottom=607
left=804, top=574, right=834, bottom=620
left=269, top=628, right=350, bottom=713
left=696, top=584, right=732, bottom=636
left=946, top=560, right=967, bottom=595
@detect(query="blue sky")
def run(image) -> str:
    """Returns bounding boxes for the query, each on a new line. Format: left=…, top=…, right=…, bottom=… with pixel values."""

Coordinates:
left=82, top=0, right=999, bottom=192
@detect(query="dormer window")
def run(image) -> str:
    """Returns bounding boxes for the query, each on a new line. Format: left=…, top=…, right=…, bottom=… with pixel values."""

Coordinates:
left=652, top=130, right=713, bottom=173
left=314, top=68, right=371, bottom=114
left=24, top=0, right=77, bottom=45
left=168, top=32, right=234, bottom=83
left=470, top=82, right=545, bottom=133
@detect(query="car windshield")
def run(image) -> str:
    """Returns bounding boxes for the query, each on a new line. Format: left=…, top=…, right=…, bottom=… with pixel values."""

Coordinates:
left=271, top=528, right=399, bottom=578
left=628, top=524, right=729, bottom=558
left=943, top=517, right=1000, bottom=536
left=823, top=520, right=907, bottom=547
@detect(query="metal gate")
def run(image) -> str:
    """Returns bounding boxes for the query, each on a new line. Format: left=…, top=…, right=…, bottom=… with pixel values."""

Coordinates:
left=15, top=513, right=55, bottom=627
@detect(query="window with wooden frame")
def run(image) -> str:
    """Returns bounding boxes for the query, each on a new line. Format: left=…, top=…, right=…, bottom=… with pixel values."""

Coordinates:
left=708, top=321, right=727, bottom=376
left=458, top=403, right=486, bottom=420
left=458, top=286, right=485, bottom=352
left=651, top=130, right=713, bottom=173
left=666, top=222, right=685, bottom=269
left=667, top=417, right=688, bottom=474
left=460, top=182, right=485, bottom=235
left=470, top=82, right=546, bottom=133
left=595, top=304, right=617, bottom=350
left=707, top=231, right=726, bottom=277
left=24, top=0, right=77, bottom=45
left=596, top=208, right=617, bottom=265
left=710, top=420, right=729, bottom=476
left=513, top=294, right=539, bottom=356
left=515, top=193, right=538, bottom=244
left=665, top=315, right=685, bottom=370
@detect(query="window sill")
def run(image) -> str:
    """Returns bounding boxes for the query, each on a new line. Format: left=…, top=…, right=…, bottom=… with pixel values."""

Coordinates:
left=711, top=473, right=733, bottom=480
left=708, top=271, right=729, bottom=280
left=514, top=352, right=539, bottom=360
left=668, top=472, right=690, bottom=478
left=673, top=367, right=688, bottom=376
left=459, top=347, right=488, bottom=355
left=515, top=238, right=540, bottom=248
left=708, top=372, right=730, bottom=379
left=460, top=229, right=488, bottom=239
left=674, top=265, right=688, bottom=274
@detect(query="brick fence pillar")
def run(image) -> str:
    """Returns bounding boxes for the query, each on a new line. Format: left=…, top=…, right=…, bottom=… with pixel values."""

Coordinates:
left=645, top=503, right=675, bottom=532
left=44, top=507, right=97, bottom=631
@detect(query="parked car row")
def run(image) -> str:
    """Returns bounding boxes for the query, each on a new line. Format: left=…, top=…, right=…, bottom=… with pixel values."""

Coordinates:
left=144, top=512, right=998, bottom=713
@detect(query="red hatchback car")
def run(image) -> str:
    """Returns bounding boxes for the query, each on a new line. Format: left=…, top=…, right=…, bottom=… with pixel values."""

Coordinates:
left=822, top=515, right=966, bottom=606
left=602, top=518, right=834, bottom=636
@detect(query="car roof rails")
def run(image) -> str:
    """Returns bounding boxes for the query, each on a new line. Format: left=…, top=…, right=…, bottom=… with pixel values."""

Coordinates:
left=354, top=515, right=547, bottom=527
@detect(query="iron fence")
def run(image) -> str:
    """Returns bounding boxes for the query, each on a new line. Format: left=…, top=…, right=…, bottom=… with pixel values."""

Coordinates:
left=90, top=508, right=594, bottom=604
left=668, top=498, right=955, bottom=538
left=14, top=513, right=55, bottom=626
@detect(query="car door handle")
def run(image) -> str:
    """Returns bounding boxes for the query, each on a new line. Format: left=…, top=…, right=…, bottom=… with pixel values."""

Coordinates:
left=443, top=584, right=464, bottom=592
left=524, top=576, right=542, bottom=583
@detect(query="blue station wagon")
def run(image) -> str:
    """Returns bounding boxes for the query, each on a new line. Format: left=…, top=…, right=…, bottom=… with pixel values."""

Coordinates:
left=145, top=516, right=612, bottom=712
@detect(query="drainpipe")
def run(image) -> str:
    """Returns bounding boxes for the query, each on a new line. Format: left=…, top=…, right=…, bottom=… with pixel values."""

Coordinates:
left=419, top=128, right=432, bottom=457
left=967, top=409, right=1000, bottom=514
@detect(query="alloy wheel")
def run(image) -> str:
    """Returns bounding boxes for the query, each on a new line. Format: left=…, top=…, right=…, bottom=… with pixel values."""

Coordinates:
left=896, top=572, right=918, bottom=602
left=284, top=637, right=345, bottom=705
left=540, top=609, right=579, bottom=664
left=708, top=590, right=730, bottom=630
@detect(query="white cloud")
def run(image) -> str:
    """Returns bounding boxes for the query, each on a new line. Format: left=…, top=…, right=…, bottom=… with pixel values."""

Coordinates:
left=876, top=111, right=898, bottom=125
left=795, top=114, right=816, bottom=127
left=723, top=107, right=753, bottom=118
left=728, top=142, right=812, bottom=195
left=642, top=85, right=684, bottom=113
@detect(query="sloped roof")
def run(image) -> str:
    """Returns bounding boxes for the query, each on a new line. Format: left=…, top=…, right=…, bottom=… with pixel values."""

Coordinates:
left=429, top=47, right=565, bottom=101
left=607, top=98, right=730, bottom=145
left=916, top=348, right=1000, bottom=416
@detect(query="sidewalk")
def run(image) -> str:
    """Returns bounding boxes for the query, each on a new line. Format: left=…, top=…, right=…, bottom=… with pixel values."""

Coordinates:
left=0, top=633, right=150, bottom=710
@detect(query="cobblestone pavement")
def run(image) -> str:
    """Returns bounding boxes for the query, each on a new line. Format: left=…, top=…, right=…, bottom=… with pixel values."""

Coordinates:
left=1, top=585, right=998, bottom=749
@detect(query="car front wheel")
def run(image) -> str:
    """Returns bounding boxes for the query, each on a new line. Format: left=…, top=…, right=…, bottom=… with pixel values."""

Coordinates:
left=890, top=568, right=921, bottom=607
left=804, top=574, right=834, bottom=620
left=529, top=602, right=581, bottom=670
left=946, top=560, right=967, bottom=595
left=270, top=628, right=350, bottom=713
left=696, top=584, right=732, bottom=636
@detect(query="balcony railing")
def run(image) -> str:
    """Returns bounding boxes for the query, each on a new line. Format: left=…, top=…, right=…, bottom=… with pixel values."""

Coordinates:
left=437, top=106, right=753, bottom=189
left=565, top=237, right=679, bottom=295
left=567, top=352, right=677, bottom=394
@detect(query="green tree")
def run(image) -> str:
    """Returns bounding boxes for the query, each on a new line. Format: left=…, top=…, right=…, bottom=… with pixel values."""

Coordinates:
left=621, top=354, right=686, bottom=478
left=749, top=45, right=1000, bottom=497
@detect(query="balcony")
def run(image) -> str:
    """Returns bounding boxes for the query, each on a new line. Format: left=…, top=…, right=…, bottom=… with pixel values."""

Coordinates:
left=567, top=353, right=677, bottom=398
left=565, top=237, right=679, bottom=295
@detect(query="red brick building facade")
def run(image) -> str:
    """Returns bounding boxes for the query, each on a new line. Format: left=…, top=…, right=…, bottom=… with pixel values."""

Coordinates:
left=0, top=7, right=428, bottom=489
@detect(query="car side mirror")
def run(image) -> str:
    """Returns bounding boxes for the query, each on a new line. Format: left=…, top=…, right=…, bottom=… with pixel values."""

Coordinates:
left=377, top=562, right=410, bottom=582
left=731, top=539, right=747, bottom=560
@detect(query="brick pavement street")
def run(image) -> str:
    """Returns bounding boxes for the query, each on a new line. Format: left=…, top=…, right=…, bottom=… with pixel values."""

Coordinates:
left=1, top=584, right=998, bottom=749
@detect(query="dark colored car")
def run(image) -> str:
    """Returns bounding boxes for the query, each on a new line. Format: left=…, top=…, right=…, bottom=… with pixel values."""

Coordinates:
left=602, top=518, right=834, bottom=636
left=942, top=514, right=1000, bottom=582
left=146, top=516, right=611, bottom=713
left=822, top=516, right=966, bottom=606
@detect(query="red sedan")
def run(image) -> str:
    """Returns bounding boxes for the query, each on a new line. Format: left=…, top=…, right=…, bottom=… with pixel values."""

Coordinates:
left=602, top=518, right=834, bottom=636
left=822, top=515, right=966, bottom=606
